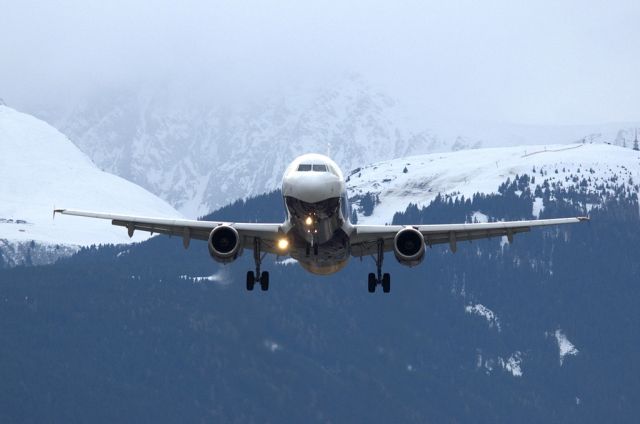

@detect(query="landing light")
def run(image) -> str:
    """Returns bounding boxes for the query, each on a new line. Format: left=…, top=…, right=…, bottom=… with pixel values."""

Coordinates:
left=277, top=238, right=289, bottom=250
left=305, top=216, right=313, bottom=226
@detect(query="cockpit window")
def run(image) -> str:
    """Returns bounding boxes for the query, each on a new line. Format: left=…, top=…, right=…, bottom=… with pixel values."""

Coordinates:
left=298, top=164, right=328, bottom=172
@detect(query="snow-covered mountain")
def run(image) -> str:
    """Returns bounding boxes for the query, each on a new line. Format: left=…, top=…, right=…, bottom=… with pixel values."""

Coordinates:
left=0, top=105, right=183, bottom=266
left=41, top=77, right=443, bottom=217
left=35, top=76, right=639, bottom=218
left=348, top=143, right=640, bottom=224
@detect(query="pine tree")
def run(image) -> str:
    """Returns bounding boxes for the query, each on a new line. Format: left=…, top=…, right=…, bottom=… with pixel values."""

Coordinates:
left=634, top=129, right=639, bottom=151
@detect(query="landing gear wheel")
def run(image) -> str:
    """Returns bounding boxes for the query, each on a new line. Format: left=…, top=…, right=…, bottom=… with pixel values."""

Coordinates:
left=248, top=237, right=270, bottom=292
left=260, top=271, right=270, bottom=291
left=368, top=273, right=376, bottom=293
left=246, top=271, right=255, bottom=291
left=382, top=273, right=391, bottom=293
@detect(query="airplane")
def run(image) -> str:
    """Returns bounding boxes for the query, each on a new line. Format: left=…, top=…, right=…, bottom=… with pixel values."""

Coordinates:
left=54, top=153, right=589, bottom=293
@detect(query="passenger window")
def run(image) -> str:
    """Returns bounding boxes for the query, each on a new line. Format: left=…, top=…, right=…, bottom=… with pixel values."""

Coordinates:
left=298, top=164, right=312, bottom=171
left=312, top=164, right=327, bottom=172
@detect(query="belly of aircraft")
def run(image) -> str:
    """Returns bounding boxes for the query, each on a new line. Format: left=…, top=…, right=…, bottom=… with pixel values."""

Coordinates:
left=295, top=258, right=350, bottom=275
left=287, top=229, right=351, bottom=275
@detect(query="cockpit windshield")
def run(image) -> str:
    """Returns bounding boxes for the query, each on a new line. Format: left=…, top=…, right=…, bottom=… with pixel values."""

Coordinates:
left=298, top=164, right=328, bottom=172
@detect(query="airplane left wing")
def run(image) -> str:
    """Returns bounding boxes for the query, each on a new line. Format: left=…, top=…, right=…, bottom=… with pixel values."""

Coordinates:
left=53, top=209, right=285, bottom=253
left=350, top=216, right=589, bottom=257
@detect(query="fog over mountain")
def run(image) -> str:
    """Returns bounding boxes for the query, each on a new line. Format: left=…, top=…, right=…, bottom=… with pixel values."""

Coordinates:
left=2, top=0, right=639, bottom=126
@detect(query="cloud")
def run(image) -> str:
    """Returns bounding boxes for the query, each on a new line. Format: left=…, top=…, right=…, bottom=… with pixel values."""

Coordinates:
left=1, top=0, right=639, bottom=124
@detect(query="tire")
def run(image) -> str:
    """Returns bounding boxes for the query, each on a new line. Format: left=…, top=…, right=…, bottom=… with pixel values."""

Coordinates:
left=260, top=271, right=270, bottom=291
left=246, top=271, right=255, bottom=291
left=368, top=273, right=376, bottom=293
left=382, top=273, right=391, bottom=293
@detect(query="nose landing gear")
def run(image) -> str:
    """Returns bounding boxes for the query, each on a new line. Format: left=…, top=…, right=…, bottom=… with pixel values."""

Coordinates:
left=368, top=239, right=391, bottom=293
left=247, top=238, right=270, bottom=291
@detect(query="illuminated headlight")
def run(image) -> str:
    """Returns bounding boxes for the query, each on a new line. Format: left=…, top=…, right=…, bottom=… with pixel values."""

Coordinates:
left=277, top=238, right=289, bottom=250
left=305, top=216, right=313, bottom=226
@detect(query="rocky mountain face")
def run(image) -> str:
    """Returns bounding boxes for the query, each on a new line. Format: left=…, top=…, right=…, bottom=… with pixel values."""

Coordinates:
left=37, top=77, right=474, bottom=217
left=34, top=76, right=639, bottom=218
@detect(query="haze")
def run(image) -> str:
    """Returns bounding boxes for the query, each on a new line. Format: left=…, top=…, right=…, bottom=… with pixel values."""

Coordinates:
left=1, top=0, right=639, bottom=125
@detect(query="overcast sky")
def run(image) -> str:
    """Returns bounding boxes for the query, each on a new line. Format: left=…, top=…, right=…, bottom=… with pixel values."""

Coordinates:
left=1, top=0, right=639, bottom=125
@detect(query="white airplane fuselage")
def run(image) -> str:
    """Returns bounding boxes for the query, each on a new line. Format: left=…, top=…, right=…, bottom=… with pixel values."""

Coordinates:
left=281, top=153, right=353, bottom=275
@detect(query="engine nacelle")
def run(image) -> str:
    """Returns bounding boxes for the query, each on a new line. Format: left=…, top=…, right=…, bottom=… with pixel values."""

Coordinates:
left=208, top=225, right=241, bottom=264
left=393, top=227, right=425, bottom=267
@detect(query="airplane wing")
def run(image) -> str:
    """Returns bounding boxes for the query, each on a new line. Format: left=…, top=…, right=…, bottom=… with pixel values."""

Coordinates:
left=53, top=209, right=285, bottom=253
left=350, top=216, right=589, bottom=257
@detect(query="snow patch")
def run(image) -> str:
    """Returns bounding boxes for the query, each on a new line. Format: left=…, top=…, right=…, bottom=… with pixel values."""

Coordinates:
left=276, top=258, right=298, bottom=266
left=116, top=249, right=130, bottom=258
left=499, top=352, right=523, bottom=377
left=555, top=329, right=579, bottom=366
left=471, top=211, right=488, bottom=223
left=532, top=197, right=544, bottom=218
left=465, top=304, right=502, bottom=331
left=264, top=339, right=282, bottom=353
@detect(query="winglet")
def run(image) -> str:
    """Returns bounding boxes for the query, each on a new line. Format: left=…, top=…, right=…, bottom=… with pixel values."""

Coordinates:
left=53, top=207, right=65, bottom=220
left=577, top=216, right=590, bottom=222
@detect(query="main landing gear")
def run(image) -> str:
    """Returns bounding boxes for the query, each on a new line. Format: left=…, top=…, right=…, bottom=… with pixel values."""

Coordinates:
left=246, top=238, right=269, bottom=291
left=368, top=239, right=391, bottom=293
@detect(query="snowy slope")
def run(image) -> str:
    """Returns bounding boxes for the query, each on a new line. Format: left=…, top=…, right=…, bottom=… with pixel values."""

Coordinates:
left=348, top=143, right=640, bottom=224
left=0, top=105, right=183, bottom=251
left=37, top=75, right=639, bottom=218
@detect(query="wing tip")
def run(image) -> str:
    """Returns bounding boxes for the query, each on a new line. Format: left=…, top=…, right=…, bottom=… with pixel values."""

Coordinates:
left=577, top=216, right=590, bottom=222
left=53, top=206, right=64, bottom=219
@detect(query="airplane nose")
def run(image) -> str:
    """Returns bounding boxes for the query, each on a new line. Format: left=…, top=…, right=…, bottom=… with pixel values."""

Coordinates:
left=282, top=172, right=343, bottom=204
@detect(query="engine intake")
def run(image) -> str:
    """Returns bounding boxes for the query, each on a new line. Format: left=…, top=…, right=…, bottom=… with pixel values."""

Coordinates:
left=393, top=228, right=425, bottom=267
left=208, top=225, right=241, bottom=263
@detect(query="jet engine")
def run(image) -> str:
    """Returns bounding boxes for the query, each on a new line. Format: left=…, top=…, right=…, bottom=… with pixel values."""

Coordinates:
left=393, top=228, right=425, bottom=266
left=208, top=225, right=241, bottom=263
